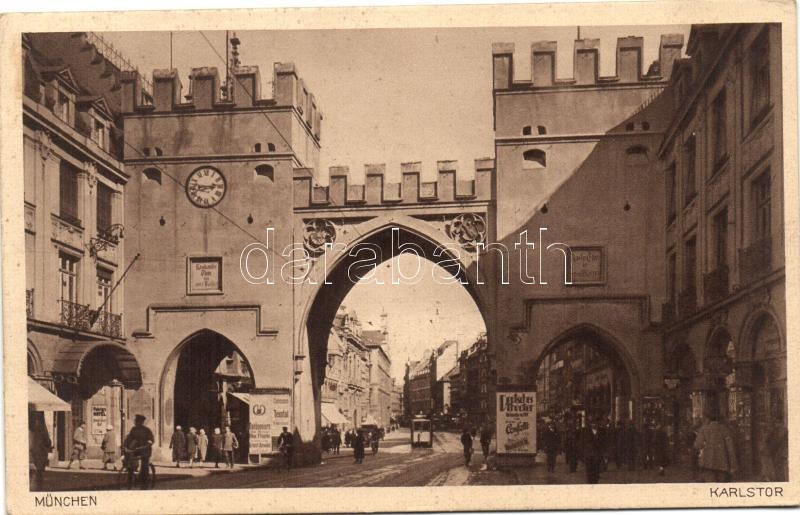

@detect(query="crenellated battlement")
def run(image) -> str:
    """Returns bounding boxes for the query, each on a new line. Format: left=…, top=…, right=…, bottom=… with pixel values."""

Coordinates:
left=120, top=61, right=323, bottom=141
left=293, top=159, right=494, bottom=209
left=492, top=34, right=684, bottom=91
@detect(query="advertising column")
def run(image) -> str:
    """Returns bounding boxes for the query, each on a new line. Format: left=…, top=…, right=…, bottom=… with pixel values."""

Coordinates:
left=495, top=388, right=537, bottom=466
left=248, top=388, right=292, bottom=463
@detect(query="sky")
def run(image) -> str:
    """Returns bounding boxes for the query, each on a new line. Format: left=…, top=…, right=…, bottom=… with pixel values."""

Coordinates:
left=99, top=25, right=688, bottom=380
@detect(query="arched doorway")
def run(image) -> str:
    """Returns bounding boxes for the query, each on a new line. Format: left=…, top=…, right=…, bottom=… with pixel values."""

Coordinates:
left=51, top=342, right=143, bottom=460
left=162, top=330, right=254, bottom=461
left=301, top=222, right=488, bottom=441
left=747, top=313, right=786, bottom=480
left=533, top=326, right=633, bottom=428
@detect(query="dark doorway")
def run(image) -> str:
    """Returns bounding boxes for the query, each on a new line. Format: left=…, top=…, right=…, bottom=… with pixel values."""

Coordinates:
left=173, top=331, right=253, bottom=461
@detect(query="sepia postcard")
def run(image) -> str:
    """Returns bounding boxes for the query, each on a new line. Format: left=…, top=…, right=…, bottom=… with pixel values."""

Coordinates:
left=1, top=0, right=798, bottom=513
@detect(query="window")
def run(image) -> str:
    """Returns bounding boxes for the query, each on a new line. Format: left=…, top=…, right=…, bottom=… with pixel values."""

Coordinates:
left=710, top=90, right=728, bottom=168
left=254, top=143, right=262, bottom=152
left=667, top=252, right=677, bottom=303
left=749, top=30, right=771, bottom=125
left=96, top=267, right=112, bottom=312
left=625, top=146, right=649, bottom=167
left=255, top=164, right=274, bottom=182
left=267, top=143, right=276, bottom=152
left=752, top=171, right=771, bottom=240
left=56, top=91, right=70, bottom=122
left=523, top=149, right=546, bottom=169
left=143, top=167, right=162, bottom=185
left=92, top=120, right=105, bottom=149
left=713, top=208, right=728, bottom=269
left=59, top=252, right=79, bottom=304
left=684, top=135, right=697, bottom=205
left=522, top=126, right=532, bottom=136
left=96, top=183, right=113, bottom=235
left=59, top=161, right=80, bottom=224
left=537, top=125, right=547, bottom=135
left=684, top=237, right=697, bottom=293
left=666, top=163, right=677, bottom=224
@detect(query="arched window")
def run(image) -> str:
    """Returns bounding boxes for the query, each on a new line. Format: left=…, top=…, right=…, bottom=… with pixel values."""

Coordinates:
left=255, top=164, right=274, bottom=182
left=537, top=125, right=547, bottom=135
left=154, top=147, right=163, bottom=156
left=522, top=126, right=532, bottom=136
left=642, top=121, right=650, bottom=131
left=254, top=143, right=262, bottom=152
left=142, top=167, right=162, bottom=185
left=625, top=146, right=649, bottom=167
left=267, top=143, right=276, bottom=152
left=523, top=149, right=547, bottom=169
left=625, top=122, right=635, bottom=132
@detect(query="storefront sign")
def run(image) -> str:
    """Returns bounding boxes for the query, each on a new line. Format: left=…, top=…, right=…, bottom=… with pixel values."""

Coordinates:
left=570, top=247, right=605, bottom=284
left=249, top=392, right=291, bottom=454
left=91, top=406, right=107, bottom=435
left=495, top=391, right=536, bottom=455
left=187, top=257, right=222, bottom=294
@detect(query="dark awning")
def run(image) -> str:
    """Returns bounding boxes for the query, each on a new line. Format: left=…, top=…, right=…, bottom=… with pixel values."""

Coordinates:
left=52, top=341, right=143, bottom=389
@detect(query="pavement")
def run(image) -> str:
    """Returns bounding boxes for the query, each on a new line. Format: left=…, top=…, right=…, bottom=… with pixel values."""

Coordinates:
left=34, top=429, right=699, bottom=490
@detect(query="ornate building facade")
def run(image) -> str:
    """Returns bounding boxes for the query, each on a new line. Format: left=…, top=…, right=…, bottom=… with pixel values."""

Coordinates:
left=23, top=32, right=144, bottom=462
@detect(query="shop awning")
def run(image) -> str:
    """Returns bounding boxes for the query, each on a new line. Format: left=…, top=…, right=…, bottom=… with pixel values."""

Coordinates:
left=321, top=402, right=348, bottom=425
left=29, top=377, right=71, bottom=412
left=228, top=392, right=250, bottom=404
left=52, top=341, right=142, bottom=389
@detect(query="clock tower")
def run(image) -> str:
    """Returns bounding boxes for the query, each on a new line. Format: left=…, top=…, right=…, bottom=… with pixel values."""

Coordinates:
left=120, top=57, right=322, bottom=463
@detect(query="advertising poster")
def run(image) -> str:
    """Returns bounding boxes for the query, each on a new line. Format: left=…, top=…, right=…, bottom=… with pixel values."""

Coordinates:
left=91, top=405, right=108, bottom=435
left=495, top=391, right=536, bottom=455
left=249, top=391, right=291, bottom=454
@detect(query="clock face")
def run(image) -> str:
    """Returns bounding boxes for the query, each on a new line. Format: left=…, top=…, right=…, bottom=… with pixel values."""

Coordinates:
left=186, top=167, right=226, bottom=208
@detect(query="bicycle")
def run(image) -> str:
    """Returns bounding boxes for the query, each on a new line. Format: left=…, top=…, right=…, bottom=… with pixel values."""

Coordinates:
left=117, top=446, right=156, bottom=490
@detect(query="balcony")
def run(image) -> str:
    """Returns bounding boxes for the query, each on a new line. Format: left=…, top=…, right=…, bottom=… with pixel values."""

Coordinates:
left=739, top=237, right=772, bottom=284
left=60, top=300, right=121, bottom=338
left=703, top=265, right=730, bottom=304
left=26, top=289, right=34, bottom=318
left=677, top=287, right=697, bottom=319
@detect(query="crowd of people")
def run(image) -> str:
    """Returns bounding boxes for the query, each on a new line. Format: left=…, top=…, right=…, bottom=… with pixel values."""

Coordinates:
left=168, top=425, right=240, bottom=469
left=320, top=425, right=387, bottom=464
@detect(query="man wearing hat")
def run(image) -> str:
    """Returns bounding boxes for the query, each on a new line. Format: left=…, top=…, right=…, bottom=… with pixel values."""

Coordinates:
left=123, top=415, right=154, bottom=485
left=101, top=424, right=117, bottom=470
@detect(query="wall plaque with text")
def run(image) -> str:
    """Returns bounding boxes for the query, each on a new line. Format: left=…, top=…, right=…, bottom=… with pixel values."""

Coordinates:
left=569, top=247, right=605, bottom=285
left=187, top=256, right=223, bottom=294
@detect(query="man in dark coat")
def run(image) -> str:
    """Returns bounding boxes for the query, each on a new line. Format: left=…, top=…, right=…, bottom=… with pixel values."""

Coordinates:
left=581, top=418, right=604, bottom=484
left=479, top=424, right=493, bottom=467
left=653, top=422, right=669, bottom=475
left=460, top=427, right=474, bottom=467
left=186, top=427, right=199, bottom=467
left=169, top=425, right=186, bottom=467
left=614, top=420, right=627, bottom=470
left=542, top=421, right=560, bottom=473
left=278, top=426, right=294, bottom=470
left=332, top=428, right=342, bottom=455
left=211, top=428, right=224, bottom=468
left=352, top=429, right=366, bottom=464
left=627, top=422, right=640, bottom=471
left=29, top=412, right=52, bottom=491
left=564, top=420, right=580, bottom=473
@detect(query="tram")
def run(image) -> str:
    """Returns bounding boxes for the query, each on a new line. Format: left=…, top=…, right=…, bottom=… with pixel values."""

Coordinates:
left=410, top=416, right=433, bottom=448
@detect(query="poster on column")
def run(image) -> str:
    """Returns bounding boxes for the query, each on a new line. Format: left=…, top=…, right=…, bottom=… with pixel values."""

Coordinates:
left=495, top=390, right=536, bottom=455
left=249, top=391, right=292, bottom=454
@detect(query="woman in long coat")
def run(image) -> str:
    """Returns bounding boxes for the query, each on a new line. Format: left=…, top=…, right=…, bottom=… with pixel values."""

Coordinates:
left=197, top=429, right=209, bottom=464
left=169, top=425, right=186, bottom=467
left=186, top=427, right=199, bottom=467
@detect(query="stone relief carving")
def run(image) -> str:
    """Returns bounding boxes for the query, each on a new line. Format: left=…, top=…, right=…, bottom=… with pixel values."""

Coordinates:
left=446, top=213, right=487, bottom=250
left=35, top=130, right=53, bottom=161
left=303, top=219, right=337, bottom=254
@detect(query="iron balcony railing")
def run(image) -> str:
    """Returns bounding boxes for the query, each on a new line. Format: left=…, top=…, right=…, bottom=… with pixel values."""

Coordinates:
left=60, top=299, right=121, bottom=338
left=703, top=264, right=730, bottom=305
left=739, top=237, right=772, bottom=284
